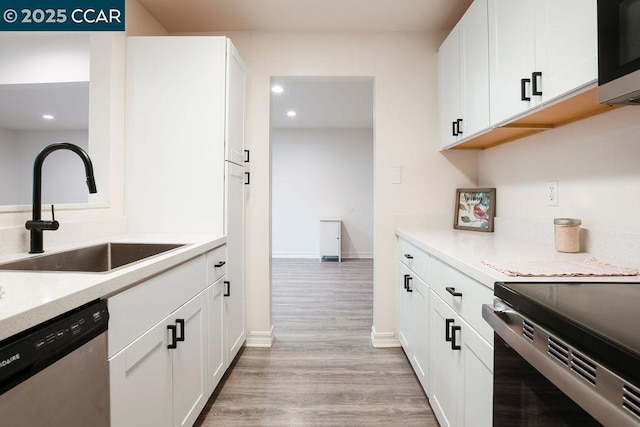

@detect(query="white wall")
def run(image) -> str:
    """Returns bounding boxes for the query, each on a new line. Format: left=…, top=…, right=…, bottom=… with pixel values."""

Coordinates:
left=479, top=107, right=640, bottom=234
left=272, top=128, right=374, bottom=259
left=0, top=130, right=89, bottom=206
left=191, top=31, right=479, bottom=345
left=0, top=0, right=167, bottom=254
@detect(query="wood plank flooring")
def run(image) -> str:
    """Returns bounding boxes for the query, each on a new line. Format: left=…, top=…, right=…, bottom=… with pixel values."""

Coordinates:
left=195, top=259, right=438, bottom=426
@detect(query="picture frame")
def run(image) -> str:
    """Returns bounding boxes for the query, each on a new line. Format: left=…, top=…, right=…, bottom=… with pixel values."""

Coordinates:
left=454, top=188, right=496, bottom=232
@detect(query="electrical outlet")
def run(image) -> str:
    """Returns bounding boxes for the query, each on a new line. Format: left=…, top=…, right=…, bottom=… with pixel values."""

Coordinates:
left=546, top=181, right=558, bottom=206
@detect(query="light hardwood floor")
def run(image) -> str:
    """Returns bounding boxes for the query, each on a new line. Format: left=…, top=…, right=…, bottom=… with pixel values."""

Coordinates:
left=195, top=259, right=438, bottom=426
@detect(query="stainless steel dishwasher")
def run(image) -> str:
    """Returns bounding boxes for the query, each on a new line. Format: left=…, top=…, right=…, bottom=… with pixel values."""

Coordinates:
left=0, top=299, right=110, bottom=427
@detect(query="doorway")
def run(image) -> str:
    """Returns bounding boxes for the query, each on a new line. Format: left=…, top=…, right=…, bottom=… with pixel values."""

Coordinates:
left=270, top=75, right=375, bottom=338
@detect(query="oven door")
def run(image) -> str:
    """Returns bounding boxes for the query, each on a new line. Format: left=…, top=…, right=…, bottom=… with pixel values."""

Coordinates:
left=482, top=303, right=640, bottom=427
left=597, top=0, right=640, bottom=104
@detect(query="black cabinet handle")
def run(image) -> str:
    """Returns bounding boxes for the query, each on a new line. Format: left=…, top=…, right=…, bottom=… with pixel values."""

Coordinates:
left=521, top=78, right=531, bottom=101
left=445, top=318, right=455, bottom=342
left=175, top=319, right=185, bottom=342
left=403, top=274, right=410, bottom=290
left=167, top=324, right=177, bottom=349
left=244, top=149, right=250, bottom=163
left=456, top=119, right=463, bottom=135
left=446, top=287, right=463, bottom=297
left=405, top=275, right=413, bottom=292
left=532, top=71, right=542, bottom=96
left=452, top=121, right=458, bottom=137
left=214, top=261, right=226, bottom=268
left=244, top=172, right=250, bottom=185
left=404, top=254, right=413, bottom=259
left=224, top=280, right=230, bottom=297
left=451, top=325, right=462, bottom=350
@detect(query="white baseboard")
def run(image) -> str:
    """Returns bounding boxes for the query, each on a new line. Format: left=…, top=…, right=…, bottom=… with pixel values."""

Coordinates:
left=272, top=251, right=374, bottom=259
left=370, top=326, right=400, bottom=348
left=245, top=325, right=275, bottom=348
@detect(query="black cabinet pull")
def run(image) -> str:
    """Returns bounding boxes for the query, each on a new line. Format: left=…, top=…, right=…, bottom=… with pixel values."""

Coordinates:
left=167, top=324, right=177, bottom=349
left=404, top=254, right=413, bottom=259
left=456, top=119, right=463, bottom=135
left=244, top=149, right=250, bottom=163
left=175, top=319, right=185, bottom=342
left=405, top=276, right=413, bottom=292
left=403, top=274, right=410, bottom=290
left=445, top=318, right=455, bottom=342
left=224, top=280, right=231, bottom=297
left=244, top=171, right=250, bottom=185
left=452, top=121, right=457, bottom=136
left=521, top=78, right=531, bottom=101
left=446, top=287, right=463, bottom=297
left=214, top=261, right=226, bottom=268
left=532, top=71, right=542, bottom=96
left=451, top=325, right=462, bottom=350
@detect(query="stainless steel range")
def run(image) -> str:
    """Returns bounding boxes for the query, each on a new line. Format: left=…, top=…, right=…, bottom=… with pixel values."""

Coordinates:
left=483, top=282, right=640, bottom=426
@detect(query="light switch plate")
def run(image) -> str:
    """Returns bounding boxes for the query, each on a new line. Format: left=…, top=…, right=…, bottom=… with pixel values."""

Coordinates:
left=392, top=167, right=402, bottom=184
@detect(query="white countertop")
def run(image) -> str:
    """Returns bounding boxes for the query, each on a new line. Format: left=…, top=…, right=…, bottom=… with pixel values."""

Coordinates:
left=0, top=233, right=225, bottom=342
left=395, top=222, right=640, bottom=291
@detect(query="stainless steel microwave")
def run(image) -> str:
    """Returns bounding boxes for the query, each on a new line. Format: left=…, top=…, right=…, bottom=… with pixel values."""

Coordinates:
left=597, top=0, right=640, bottom=105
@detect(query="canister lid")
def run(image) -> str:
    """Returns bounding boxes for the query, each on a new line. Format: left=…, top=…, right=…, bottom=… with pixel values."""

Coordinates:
left=554, top=218, right=582, bottom=226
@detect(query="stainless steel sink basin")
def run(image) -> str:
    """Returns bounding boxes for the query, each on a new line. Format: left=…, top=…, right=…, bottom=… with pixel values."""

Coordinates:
left=0, top=243, right=186, bottom=273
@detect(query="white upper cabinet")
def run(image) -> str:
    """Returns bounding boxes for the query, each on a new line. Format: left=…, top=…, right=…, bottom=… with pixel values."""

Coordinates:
left=439, top=0, right=490, bottom=149
left=534, top=0, right=598, bottom=102
left=488, top=0, right=597, bottom=125
left=225, top=39, right=247, bottom=166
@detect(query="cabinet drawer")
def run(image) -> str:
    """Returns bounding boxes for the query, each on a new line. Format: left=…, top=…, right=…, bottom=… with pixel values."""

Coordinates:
left=206, top=244, right=227, bottom=284
left=108, top=255, right=208, bottom=358
left=430, top=257, right=494, bottom=343
left=398, top=238, right=430, bottom=282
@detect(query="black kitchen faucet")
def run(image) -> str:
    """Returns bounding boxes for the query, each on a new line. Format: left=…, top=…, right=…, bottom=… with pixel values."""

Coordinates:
left=25, top=143, right=97, bottom=254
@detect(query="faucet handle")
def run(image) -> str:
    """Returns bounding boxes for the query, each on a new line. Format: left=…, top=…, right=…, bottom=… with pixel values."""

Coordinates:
left=51, top=204, right=55, bottom=222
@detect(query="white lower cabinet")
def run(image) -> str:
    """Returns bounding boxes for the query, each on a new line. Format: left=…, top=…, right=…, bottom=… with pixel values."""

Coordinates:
left=109, top=244, right=244, bottom=426
left=109, top=291, right=207, bottom=427
left=398, top=262, right=429, bottom=392
left=397, top=236, right=493, bottom=427
left=206, top=277, right=226, bottom=395
left=429, top=291, right=493, bottom=427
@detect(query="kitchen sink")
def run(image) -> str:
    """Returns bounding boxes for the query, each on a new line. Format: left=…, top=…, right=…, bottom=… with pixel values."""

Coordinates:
left=0, top=242, right=186, bottom=273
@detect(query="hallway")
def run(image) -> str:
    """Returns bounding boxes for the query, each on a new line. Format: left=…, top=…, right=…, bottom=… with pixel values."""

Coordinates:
left=195, top=259, right=437, bottom=426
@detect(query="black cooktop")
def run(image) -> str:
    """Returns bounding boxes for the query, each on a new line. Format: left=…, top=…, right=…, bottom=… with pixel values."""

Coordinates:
left=495, top=281, right=640, bottom=385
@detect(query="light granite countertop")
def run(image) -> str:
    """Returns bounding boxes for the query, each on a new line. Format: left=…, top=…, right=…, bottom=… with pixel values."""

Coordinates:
left=0, top=233, right=225, bottom=342
left=395, top=221, right=640, bottom=291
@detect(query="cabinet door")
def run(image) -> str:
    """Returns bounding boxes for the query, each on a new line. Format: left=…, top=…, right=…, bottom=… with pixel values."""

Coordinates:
left=534, top=0, right=597, bottom=102
left=458, top=320, right=493, bottom=427
left=172, top=293, right=208, bottom=427
left=488, top=0, right=537, bottom=124
left=225, top=162, right=246, bottom=364
left=460, top=0, right=490, bottom=138
left=439, top=25, right=462, bottom=148
left=397, top=263, right=413, bottom=350
left=320, top=220, right=341, bottom=258
left=109, top=320, right=173, bottom=427
left=207, top=277, right=226, bottom=394
left=429, top=292, right=462, bottom=427
left=225, top=39, right=247, bottom=165
left=410, top=272, right=430, bottom=394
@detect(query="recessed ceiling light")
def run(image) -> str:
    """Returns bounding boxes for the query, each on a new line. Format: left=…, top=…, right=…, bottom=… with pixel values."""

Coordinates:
left=42, top=114, right=54, bottom=120
left=286, top=110, right=297, bottom=117
left=271, top=85, right=284, bottom=94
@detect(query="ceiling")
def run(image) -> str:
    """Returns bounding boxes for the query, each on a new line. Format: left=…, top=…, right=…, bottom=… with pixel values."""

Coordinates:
left=271, top=77, right=373, bottom=129
left=0, top=82, right=89, bottom=131
left=137, top=0, right=473, bottom=34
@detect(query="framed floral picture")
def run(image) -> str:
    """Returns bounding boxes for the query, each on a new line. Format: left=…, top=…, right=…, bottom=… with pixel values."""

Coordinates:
left=454, top=188, right=496, bottom=232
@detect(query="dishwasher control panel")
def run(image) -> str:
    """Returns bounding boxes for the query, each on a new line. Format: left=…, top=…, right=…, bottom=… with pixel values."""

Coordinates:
left=0, top=299, right=108, bottom=395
